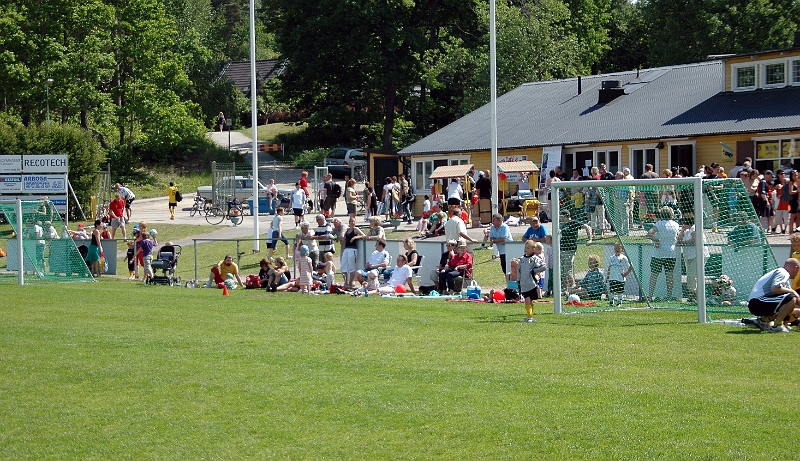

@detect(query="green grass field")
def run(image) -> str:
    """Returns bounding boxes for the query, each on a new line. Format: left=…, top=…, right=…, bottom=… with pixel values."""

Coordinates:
left=0, top=279, right=795, bottom=460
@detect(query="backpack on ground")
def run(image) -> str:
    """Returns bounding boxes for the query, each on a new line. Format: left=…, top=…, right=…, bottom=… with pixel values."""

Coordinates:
left=175, top=190, right=183, bottom=202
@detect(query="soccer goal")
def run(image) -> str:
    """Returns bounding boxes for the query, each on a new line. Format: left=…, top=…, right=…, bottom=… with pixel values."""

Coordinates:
left=550, top=177, right=778, bottom=322
left=0, top=199, right=94, bottom=284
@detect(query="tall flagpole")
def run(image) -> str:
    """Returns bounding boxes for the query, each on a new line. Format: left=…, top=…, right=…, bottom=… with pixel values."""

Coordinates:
left=249, top=0, right=260, bottom=251
left=489, top=0, right=499, bottom=214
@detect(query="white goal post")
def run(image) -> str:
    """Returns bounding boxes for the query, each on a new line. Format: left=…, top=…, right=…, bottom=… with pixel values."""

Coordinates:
left=551, top=177, right=708, bottom=323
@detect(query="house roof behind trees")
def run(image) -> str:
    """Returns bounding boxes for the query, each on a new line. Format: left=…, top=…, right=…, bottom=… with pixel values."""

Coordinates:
left=400, top=60, right=800, bottom=155
left=221, top=59, right=284, bottom=93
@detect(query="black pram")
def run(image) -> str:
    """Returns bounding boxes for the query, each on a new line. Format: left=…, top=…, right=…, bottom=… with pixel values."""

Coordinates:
left=148, top=244, right=182, bottom=286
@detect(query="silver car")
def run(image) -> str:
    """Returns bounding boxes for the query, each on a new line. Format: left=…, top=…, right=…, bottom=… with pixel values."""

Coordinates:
left=324, top=148, right=366, bottom=178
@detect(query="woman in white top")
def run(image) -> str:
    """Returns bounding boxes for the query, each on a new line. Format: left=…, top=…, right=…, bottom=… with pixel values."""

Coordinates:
left=447, top=178, right=463, bottom=207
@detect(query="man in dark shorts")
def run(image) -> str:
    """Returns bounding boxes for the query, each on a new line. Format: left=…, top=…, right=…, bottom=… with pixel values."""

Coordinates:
left=748, top=258, right=800, bottom=333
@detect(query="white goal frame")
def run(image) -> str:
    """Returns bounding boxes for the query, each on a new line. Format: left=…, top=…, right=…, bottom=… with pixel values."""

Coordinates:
left=551, top=177, right=707, bottom=323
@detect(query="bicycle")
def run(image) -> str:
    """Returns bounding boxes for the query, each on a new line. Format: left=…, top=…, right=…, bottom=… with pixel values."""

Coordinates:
left=206, top=197, right=245, bottom=225
left=353, top=164, right=367, bottom=184
left=189, top=194, right=212, bottom=217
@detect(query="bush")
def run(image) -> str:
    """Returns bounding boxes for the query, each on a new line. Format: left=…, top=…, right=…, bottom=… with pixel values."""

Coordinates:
left=0, top=124, right=105, bottom=219
left=292, top=148, right=328, bottom=170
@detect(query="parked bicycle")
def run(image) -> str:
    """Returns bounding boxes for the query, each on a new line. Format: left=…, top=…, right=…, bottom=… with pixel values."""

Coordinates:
left=189, top=194, right=212, bottom=217
left=353, top=165, right=367, bottom=184
left=205, top=197, right=245, bottom=225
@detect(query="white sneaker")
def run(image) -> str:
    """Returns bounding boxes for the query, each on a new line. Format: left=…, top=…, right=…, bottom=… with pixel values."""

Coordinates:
left=524, top=317, right=536, bottom=323
left=753, top=317, right=773, bottom=331
left=770, top=324, right=791, bottom=333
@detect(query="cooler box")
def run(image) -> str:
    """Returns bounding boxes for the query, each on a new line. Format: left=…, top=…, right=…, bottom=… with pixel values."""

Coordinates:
left=247, top=196, right=275, bottom=215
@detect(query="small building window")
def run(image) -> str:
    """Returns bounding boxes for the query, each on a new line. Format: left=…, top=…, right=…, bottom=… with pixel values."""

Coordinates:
left=765, top=63, right=786, bottom=86
left=792, top=59, right=800, bottom=85
left=736, top=66, right=756, bottom=89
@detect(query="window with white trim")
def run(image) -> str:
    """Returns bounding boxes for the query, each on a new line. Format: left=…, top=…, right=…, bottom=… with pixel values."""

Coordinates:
left=630, top=147, right=657, bottom=178
left=764, top=62, right=786, bottom=87
left=734, top=65, right=756, bottom=90
left=792, top=59, right=800, bottom=85
left=412, top=156, right=470, bottom=193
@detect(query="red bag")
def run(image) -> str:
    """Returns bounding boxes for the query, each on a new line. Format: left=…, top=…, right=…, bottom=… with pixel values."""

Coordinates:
left=245, top=274, right=261, bottom=289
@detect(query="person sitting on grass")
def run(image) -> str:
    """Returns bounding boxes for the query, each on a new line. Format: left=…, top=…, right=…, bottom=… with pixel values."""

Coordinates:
left=206, top=254, right=243, bottom=289
left=571, top=254, right=606, bottom=300
left=258, top=258, right=271, bottom=288
left=265, top=257, right=289, bottom=292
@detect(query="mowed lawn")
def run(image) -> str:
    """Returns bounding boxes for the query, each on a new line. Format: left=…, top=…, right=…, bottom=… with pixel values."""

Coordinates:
left=0, top=280, right=795, bottom=460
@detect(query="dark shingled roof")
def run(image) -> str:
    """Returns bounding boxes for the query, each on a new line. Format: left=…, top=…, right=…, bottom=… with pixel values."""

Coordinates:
left=221, top=60, right=284, bottom=93
left=400, top=60, right=800, bottom=155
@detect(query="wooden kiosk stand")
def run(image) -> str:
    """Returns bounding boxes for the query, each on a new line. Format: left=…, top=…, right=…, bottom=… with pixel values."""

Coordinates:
left=497, top=161, right=540, bottom=222
left=429, top=164, right=474, bottom=226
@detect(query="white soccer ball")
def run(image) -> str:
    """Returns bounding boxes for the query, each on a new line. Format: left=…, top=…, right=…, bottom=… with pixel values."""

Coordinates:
left=567, top=294, right=580, bottom=303
left=149, top=229, right=158, bottom=237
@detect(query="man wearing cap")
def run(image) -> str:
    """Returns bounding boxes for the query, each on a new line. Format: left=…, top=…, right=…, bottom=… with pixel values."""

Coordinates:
left=522, top=215, right=549, bottom=243
left=439, top=239, right=473, bottom=294
left=430, top=240, right=457, bottom=291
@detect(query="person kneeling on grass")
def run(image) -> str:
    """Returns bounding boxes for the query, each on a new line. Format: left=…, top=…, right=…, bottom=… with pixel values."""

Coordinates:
left=748, top=258, right=800, bottom=333
left=369, top=254, right=416, bottom=295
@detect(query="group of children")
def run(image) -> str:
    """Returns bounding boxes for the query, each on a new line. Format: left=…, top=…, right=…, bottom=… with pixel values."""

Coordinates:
left=258, top=247, right=337, bottom=294
left=508, top=240, right=632, bottom=322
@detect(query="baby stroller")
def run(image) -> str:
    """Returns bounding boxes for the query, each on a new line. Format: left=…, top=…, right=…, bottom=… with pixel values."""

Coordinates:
left=148, top=244, right=182, bottom=286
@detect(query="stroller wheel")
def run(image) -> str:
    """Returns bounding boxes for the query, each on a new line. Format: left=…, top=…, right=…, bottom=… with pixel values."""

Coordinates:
left=169, top=278, right=174, bottom=287
left=175, top=276, right=181, bottom=286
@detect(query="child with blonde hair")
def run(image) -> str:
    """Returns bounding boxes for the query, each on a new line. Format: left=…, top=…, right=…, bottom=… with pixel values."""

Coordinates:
left=573, top=254, right=605, bottom=300
left=322, top=252, right=336, bottom=286
left=516, top=240, right=546, bottom=322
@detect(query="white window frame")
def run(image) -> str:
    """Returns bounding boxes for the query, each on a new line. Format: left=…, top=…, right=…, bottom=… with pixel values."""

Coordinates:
left=628, top=143, right=660, bottom=178
left=561, top=146, right=622, bottom=176
left=732, top=63, right=757, bottom=91
left=761, top=58, right=787, bottom=89
left=791, top=59, right=800, bottom=86
left=411, top=155, right=470, bottom=193
left=666, top=140, right=697, bottom=173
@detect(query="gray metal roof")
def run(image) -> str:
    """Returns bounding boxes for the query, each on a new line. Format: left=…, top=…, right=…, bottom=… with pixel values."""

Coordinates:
left=400, top=60, right=800, bottom=155
left=221, top=60, right=284, bottom=93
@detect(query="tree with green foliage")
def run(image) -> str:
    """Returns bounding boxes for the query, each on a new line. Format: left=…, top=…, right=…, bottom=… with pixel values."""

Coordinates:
left=643, top=0, right=800, bottom=66
left=0, top=123, right=106, bottom=219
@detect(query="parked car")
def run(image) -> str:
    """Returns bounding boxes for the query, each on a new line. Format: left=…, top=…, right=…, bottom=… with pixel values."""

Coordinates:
left=197, top=176, right=269, bottom=202
left=324, top=148, right=366, bottom=178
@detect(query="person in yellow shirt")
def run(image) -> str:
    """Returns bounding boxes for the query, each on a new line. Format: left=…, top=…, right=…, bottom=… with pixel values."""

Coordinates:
left=167, top=181, right=179, bottom=220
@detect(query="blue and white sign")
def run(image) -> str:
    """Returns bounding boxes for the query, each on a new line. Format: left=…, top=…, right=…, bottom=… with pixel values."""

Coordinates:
left=22, top=155, right=68, bottom=173
left=0, top=175, right=22, bottom=192
left=0, top=155, right=22, bottom=174
left=22, top=174, right=67, bottom=194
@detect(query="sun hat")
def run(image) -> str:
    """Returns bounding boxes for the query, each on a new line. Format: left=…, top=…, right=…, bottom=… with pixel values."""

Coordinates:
left=300, top=245, right=309, bottom=255
left=457, top=238, right=467, bottom=248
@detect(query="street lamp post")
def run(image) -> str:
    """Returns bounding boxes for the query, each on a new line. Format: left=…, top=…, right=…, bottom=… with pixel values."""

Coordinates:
left=45, top=78, right=54, bottom=129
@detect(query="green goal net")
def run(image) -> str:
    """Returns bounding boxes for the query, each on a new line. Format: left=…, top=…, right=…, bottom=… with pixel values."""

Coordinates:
left=0, top=200, right=94, bottom=283
left=551, top=178, right=778, bottom=321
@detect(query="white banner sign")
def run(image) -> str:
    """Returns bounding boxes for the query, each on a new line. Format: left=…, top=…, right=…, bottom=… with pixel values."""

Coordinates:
left=0, top=156, right=22, bottom=174
left=22, top=155, right=68, bottom=173
left=0, top=175, right=22, bottom=192
left=22, top=174, right=67, bottom=194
